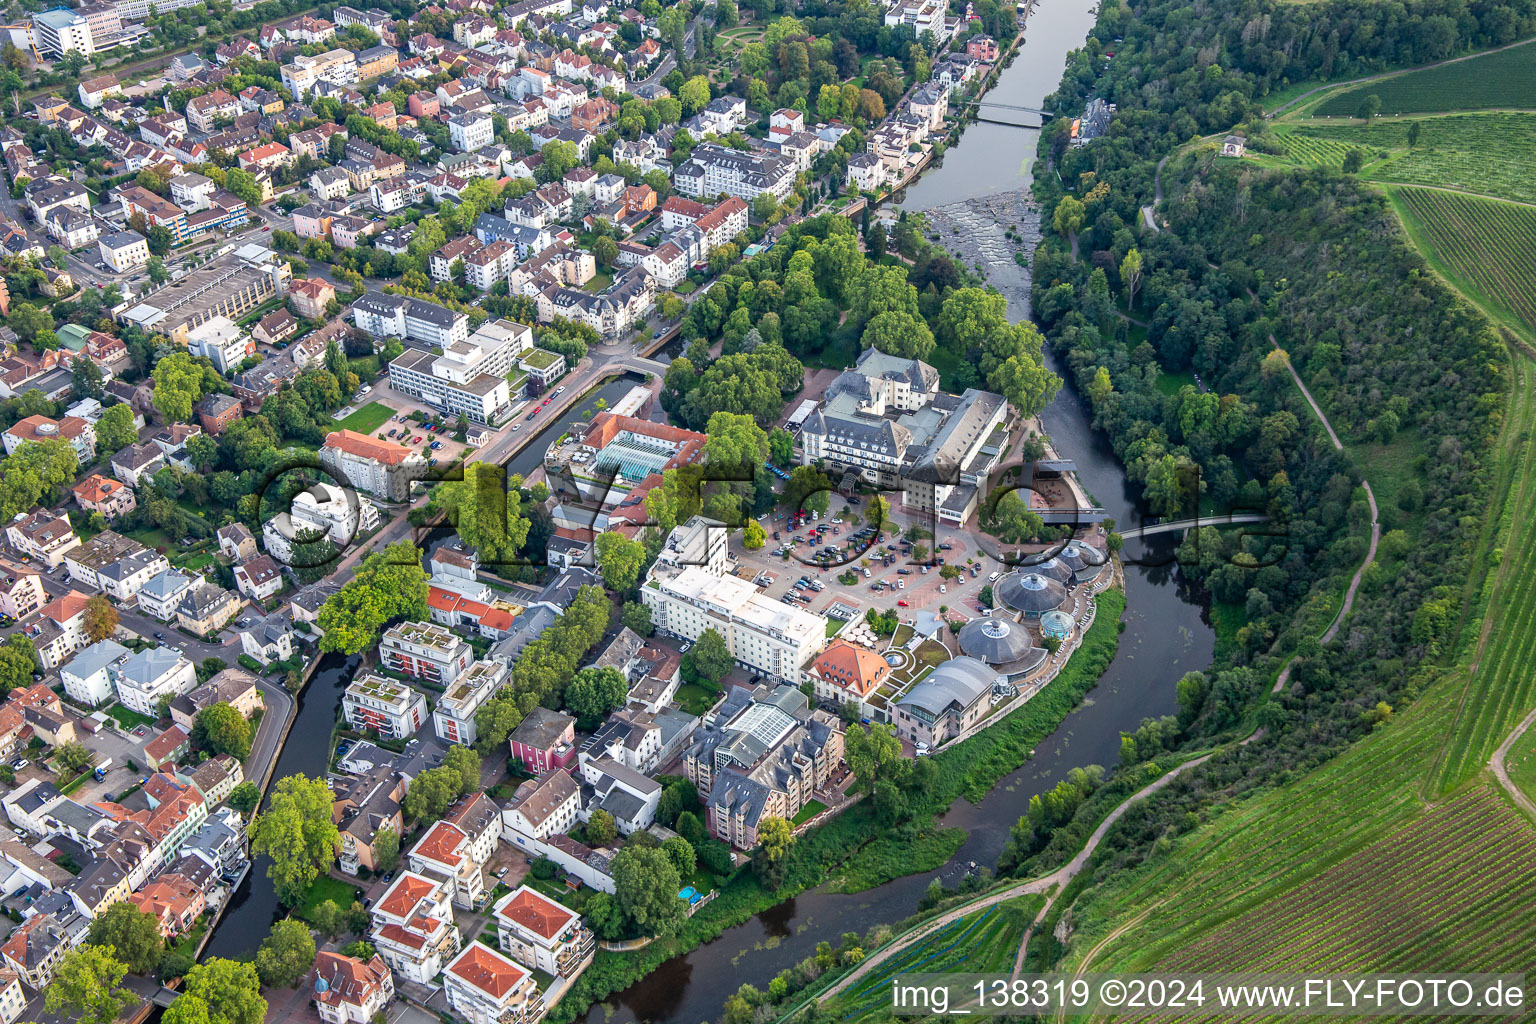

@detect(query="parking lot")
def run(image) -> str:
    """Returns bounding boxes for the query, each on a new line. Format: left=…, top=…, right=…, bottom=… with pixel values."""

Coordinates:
left=724, top=503, right=1004, bottom=628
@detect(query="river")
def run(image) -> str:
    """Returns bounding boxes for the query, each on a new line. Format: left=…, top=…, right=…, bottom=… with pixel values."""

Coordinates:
left=570, top=2, right=1215, bottom=1020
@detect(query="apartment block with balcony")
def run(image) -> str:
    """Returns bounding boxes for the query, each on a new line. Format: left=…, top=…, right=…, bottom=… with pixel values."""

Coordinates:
left=369, top=872, right=461, bottom=985
left=433, top=659, right=507, bottom=746
left=380, top=621, right=473, bottom=686
left=493, top=885, right=594, bottom=981
left=443, top=943, right=545, bottom=1024
left=407, top=820, right=487, bottom=910
left=342, top=673, right=428, bottom=739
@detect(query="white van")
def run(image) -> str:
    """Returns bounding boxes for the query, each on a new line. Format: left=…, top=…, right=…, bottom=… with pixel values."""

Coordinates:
left=987, top=571, right=1000, bottom=582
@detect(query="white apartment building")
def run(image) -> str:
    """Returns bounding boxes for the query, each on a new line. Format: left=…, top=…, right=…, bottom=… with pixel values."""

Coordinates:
left=32, top=9, right=93, bottom=56
left=4, top=511, right=79, bottom=568
left=380, top=621, right=473, bottom=686
left=60, top=639, right=130, bottom=706
left=98, top=231, right=149, bottom=274
left=341, top=673, right=429, bottom=739
left=449, top=113, right=494, bottom=152
left=443, top=944, right=544, bottom=1024
left=433, top=658, right=506, bottom=747
left=673, top=143, right=795, bottom=201
left=262, top=483, right=373, bottom=561
left=137, top=568, right=199, bottom=622
left=64, top=531, right=170, bottom=602
left=280, top=48, right=358, bottom=99
left=112, top=647, right=197, bottom=717
left=493, top=885, right=595, bottom=980
left=369, top=872, right=461, bottom=985
left=641, top=565, right=824, bottom=684
left=353, top=293, right=468, bottom=348
left=319, top=430, right=428, bottom=502
left=407, top=820, right=487, bottom=910
left=186, top=316, right=254, bottom=375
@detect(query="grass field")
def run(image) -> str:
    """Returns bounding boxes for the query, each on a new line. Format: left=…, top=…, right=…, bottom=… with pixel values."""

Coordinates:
left=330, top=401, right=395, bottom=435
left=1050, top=352, right=1536, bottom=986
left=1387, top=186, right=1536, bottom=343
left=296, top=875, right=365, bottom=922
left=1271, top=113, right=1536, bottom=204
left=1314, top=39, right=1536, bottom=115
left=827, top=895, right=1046, bottom=1021
left=1501, top=725, right=1536, bottom=805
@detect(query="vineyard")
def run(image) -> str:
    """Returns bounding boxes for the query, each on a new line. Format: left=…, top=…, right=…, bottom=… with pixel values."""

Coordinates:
left=1502, top=722, right=1536, bottom=805
left=1314, top=39, right=1536, bottom=115
left=1427, top=355, right=1536, bottom=795
left=1107, top=786, right=1536, bottom=1023
left=1054, top=352, right=1536, bottom=981
left=1389, top=187, right=1536, bottom=343
left=826, top=895, right=1044, bottom=1022
left=1275, top=113, right=1536, bottom=204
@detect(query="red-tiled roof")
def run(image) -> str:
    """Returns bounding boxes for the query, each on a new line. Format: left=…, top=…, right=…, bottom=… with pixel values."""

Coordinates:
left=495, top=886, right=577, bottom=940
left=446, top=943, right=528, bottom=999
left=323, top=429, right=415, bottom=465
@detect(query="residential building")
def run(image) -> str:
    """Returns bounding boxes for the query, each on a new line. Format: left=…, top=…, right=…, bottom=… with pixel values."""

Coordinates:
left=0, top=563, right=44, bottom=622
left=508, top=708, right=577, bottom=774
left=582, top=757, right=660, bottom=832
left=289, top=277, right=335, bottom=319
left=808, top=639, right=889, bottom=716
left=354, top=293, right=468, bottom=348
left=313, top=952, right=395, bottom=1024
left=319, top=429, right=429, bottom=501
left=3, top=415, right=94, bottom=461
left=433, top=659, right=506, bottom=747
left=169, top=668, right=263, bottom=731
left=60, top=639, right=130, bottom=706
left=113, top=647, right=197, bottom=716
left=449, top=112, right=494, bottom=152
left=442, top=943, right=544, bottom=1024
left=0, top=914, right=72, bottom=990
left=71, top=473, right=135, bottom=520
left=109, top=442, right=165, bottom=487
left=233, top=554, right=283, bottom=602
left=263, top=482, right=373, bottom=561
left=97, top=230, right=149, bottom=273
left=673, top=143, right=795, bottom=201
left=380, top=621, right=472, bottom=686
left=175, top=584, right=242, bottom=636
left=685, top=683, right=844, bottom=848
left=198, top=393, right=244, bottom=435
left=217, top=523, right=258, bottom=561
left=493, top=885, right=593, bottom=980
left=4, top=511, right=78, bottom=568
left=64, top=530, right=169, bottom=602
left=128, top=873, right=205, bottom=937
left=186, top=315, right=255, bottom=375
left=518, top=348, right=565, bottom=390
left=407, top=820, right=487, bottom=910
left=136, top=569, right=198, bottom=622
left=334, top=763, right=404, bottom=876
left=239, top=611, right=295, bottom=667
left=369, top=872, right=461, bottom=985
left=501, top=769, right=580, bottom=845
left=342, top=673, right=428, bottom=739
left=967, top=34, right=999, bottom=61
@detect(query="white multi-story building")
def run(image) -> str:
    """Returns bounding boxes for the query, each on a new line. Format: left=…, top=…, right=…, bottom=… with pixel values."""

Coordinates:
left=353, top=293, right=468, bottom=348
left=112, top=647, right=197, bottom=717
left=60, top=639, right=130, bottom=706
left=98, top=230, right=149, bottom=273
left=32, top=9, right=93, bottom=56
left=186, top=316, right=255, bottom=375
left=385, top=318, right=519, bottom=427
left=380, top=621, right=473, bottom=686
left=407, top=820, right=487, bottom=910
left=342, top=673, right=429, bottom=739
left=280, top=48, right=358, bottom=99
left=433, top=659, right=506, bottom=747
left=313, top=952, right=394, bottom=1024
left=449, top=113, right=494, bottom=152
left=64, top=531, right=169, bottom=602
left=263, top=483, right=376, bottom=561
left=493, top=885, right=594, bottom=980
left=369, top=872, right=461, bottom=985
left=673, top=143, right=795, bottom=201
left=641, top=564, right=824, bottom=684
left=5, top=511, right=79, bottom=568
left=137, top=569, right=200, bottom=622
left=442, top=944, right=544, bottom=1024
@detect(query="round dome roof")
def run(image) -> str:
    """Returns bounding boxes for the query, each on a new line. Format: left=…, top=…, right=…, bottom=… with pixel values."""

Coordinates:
left=997, top=572, right=1068, bottom=615
left=1058, top=542, right=1107, bottom=572
left=1040, top=609, right=1074, bottom=638
left=959, top=617, right=1035, bottom=663
left=1014, top=554, right=1073, bottom=583
left=315, top=976, right=330, bottom=994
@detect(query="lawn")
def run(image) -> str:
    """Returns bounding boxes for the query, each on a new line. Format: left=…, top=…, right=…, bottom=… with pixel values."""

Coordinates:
left=107, top=704, right=157, bottom=730
left=1502, top=722, right=1536, bottom=806
left=824, top=618, right=844, bottom=639
left=330, top=401, right=395, bottom=435
left=295, top=875, right=365, bottom=923
left=791, top=799, right=828, bottom=825
left=1152, top=367, right=1198, bottom=398
left=675, top=683, right=721, bottom=716
left=582, top=271, right=613, bottom=293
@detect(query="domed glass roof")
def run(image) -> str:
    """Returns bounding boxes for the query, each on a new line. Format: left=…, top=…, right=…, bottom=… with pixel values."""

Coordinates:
left=997, top=572, right=1068, bottom=614
left=957, top=617, right=1047, bottom=676
left=1059, top=541, right=1107, bottom=572
left=1040, top=609, right=1074, bottom=638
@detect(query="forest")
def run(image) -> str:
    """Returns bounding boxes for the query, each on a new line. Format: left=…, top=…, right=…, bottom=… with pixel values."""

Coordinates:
left=1006, top=0, right=1516, bottom=883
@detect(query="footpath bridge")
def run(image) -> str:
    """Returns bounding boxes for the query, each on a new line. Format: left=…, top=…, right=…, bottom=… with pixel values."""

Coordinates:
left=954, top=98, right=1052, bottom=128
left=1116, top=512, right=1271, bottom=540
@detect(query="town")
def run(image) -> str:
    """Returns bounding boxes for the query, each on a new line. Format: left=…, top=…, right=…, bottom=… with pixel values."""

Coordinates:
left=0, top=0, right=1102, bottom=1019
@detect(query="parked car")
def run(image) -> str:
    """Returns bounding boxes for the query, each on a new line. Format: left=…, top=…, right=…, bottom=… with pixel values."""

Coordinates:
left=897, top=599, right=909, bottom=607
